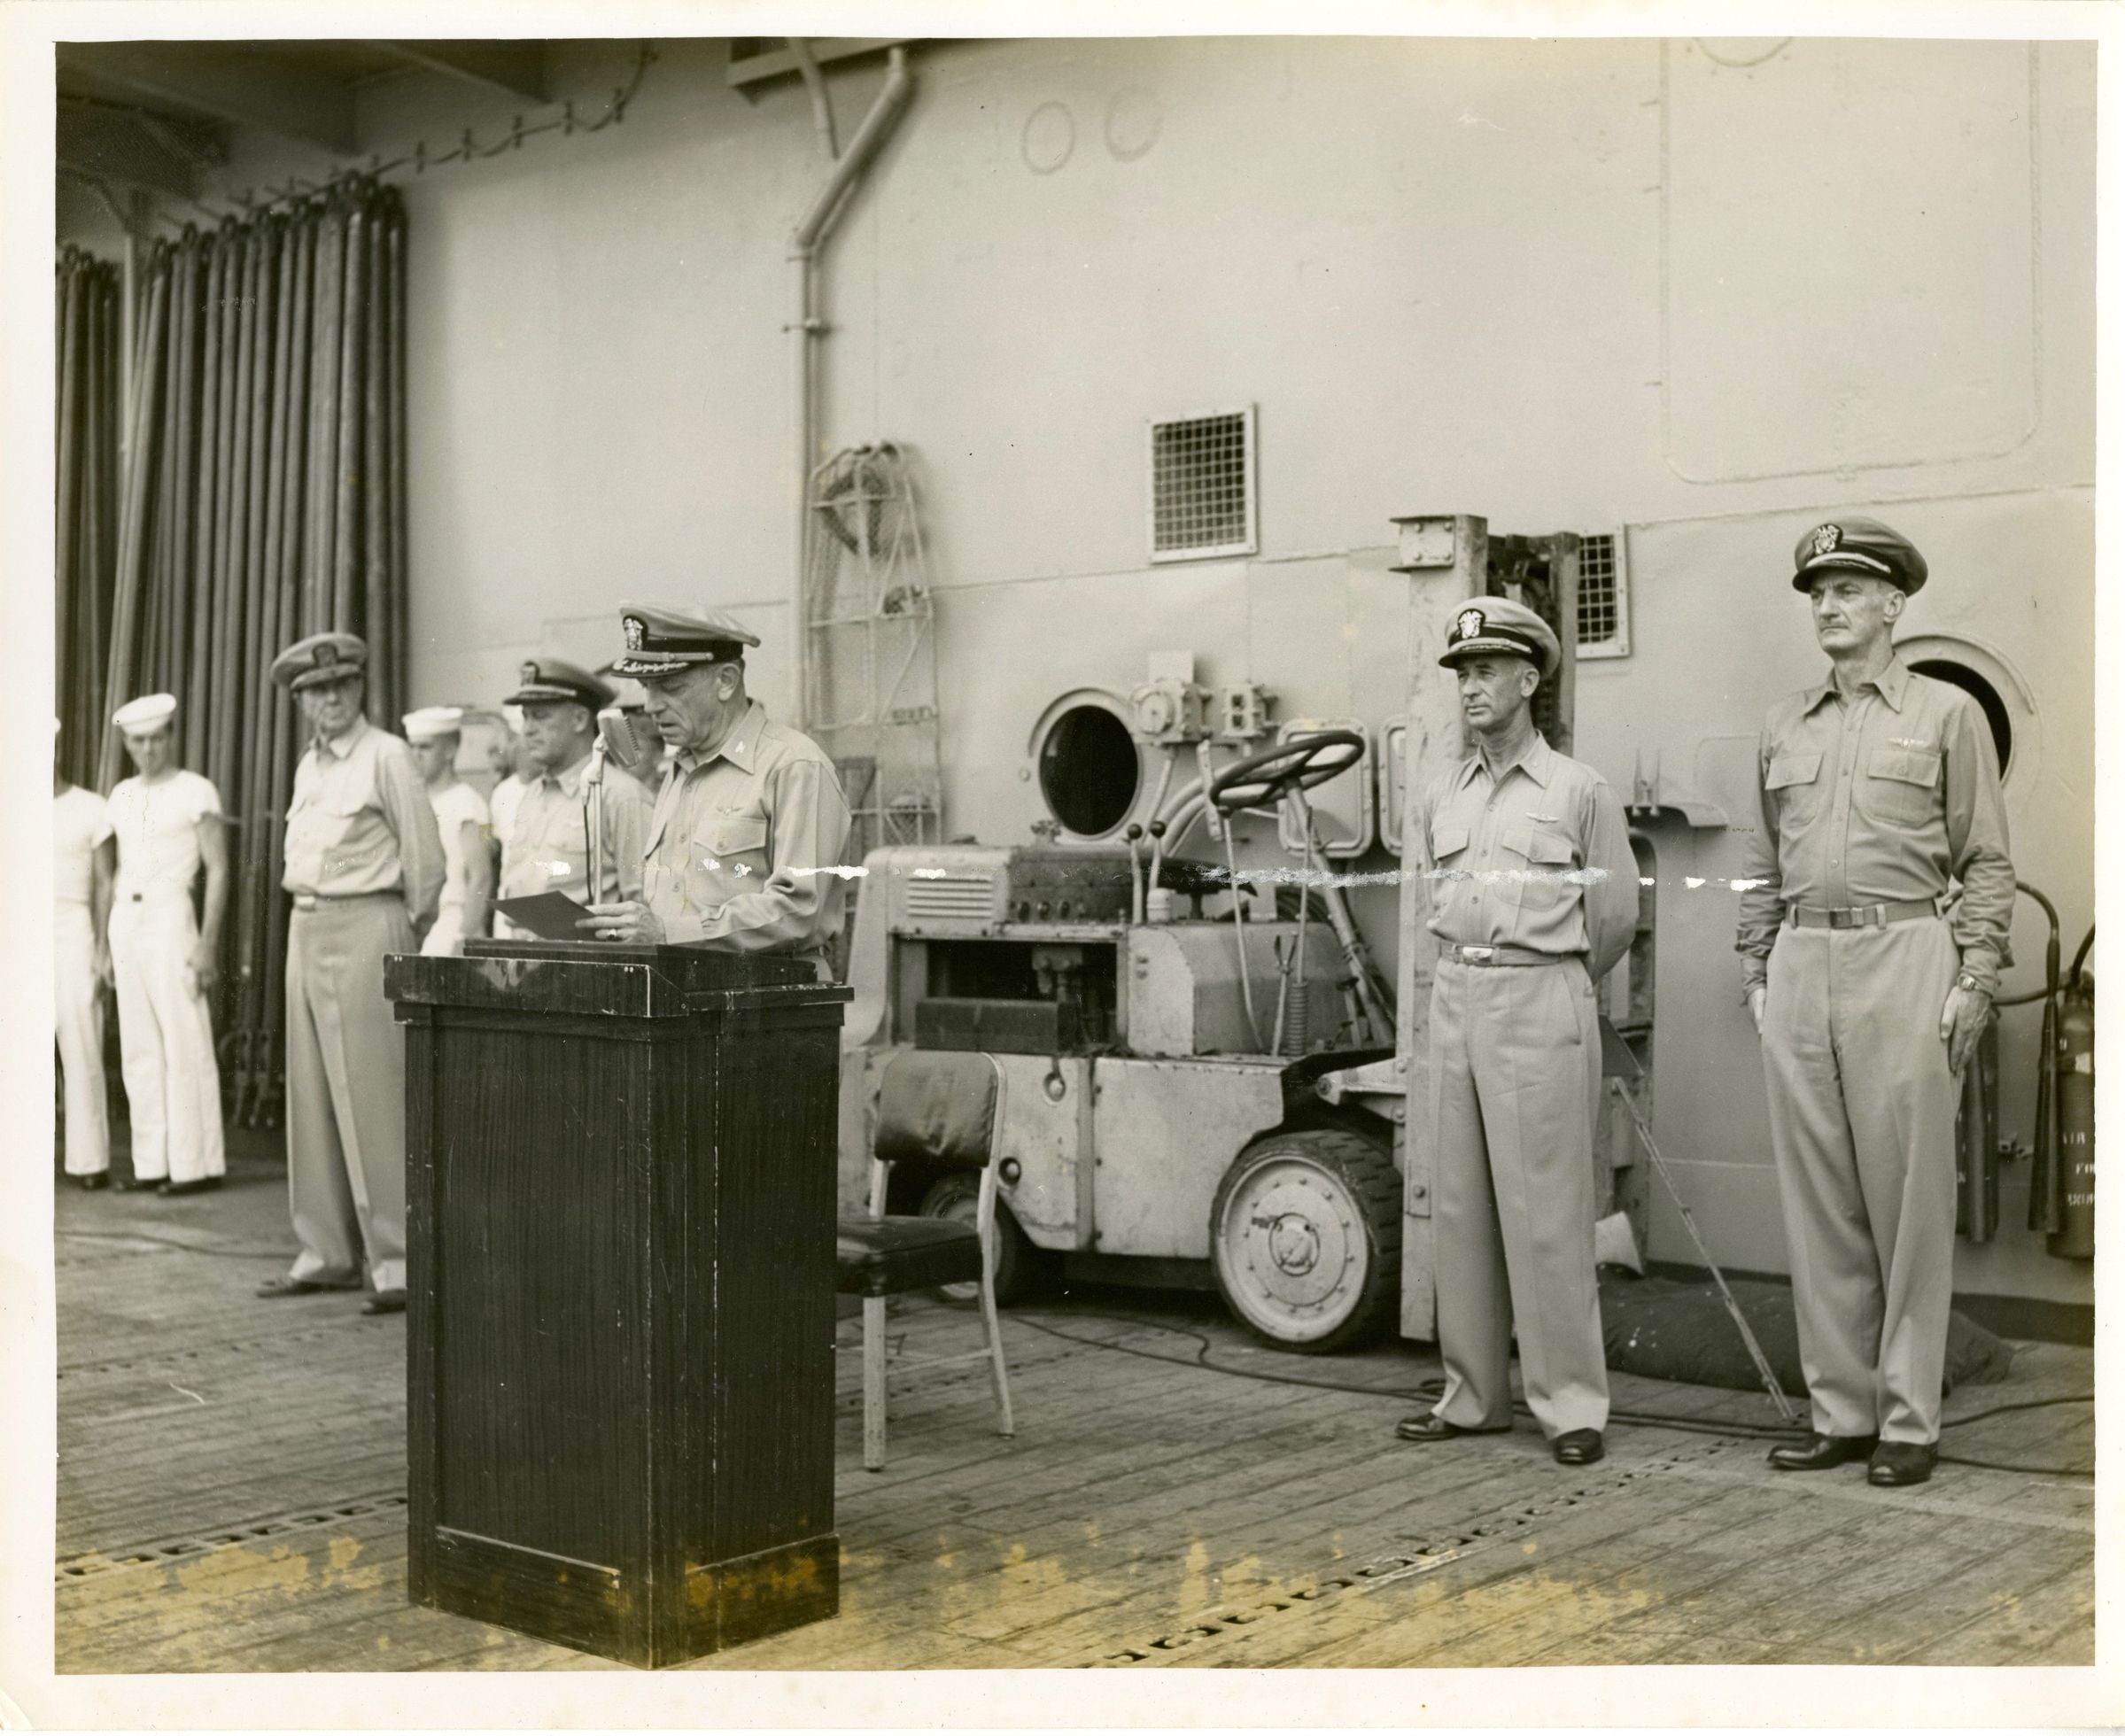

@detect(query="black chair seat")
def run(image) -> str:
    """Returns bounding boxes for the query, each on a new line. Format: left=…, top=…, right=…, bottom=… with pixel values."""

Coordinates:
left=836, top=1215, right=982, bottom=1298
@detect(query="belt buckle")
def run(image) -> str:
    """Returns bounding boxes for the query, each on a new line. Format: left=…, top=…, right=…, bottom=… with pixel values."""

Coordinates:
left=1462, top=944, right=1494, bottom=965
left=1826, top=908, right=1857, bottom=930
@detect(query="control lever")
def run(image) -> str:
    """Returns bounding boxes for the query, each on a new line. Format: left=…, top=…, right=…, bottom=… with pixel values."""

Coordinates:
left=1123, top=823, right=1145, bottom=925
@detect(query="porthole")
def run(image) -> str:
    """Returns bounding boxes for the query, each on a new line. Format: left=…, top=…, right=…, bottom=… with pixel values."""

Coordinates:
left=1035, top=702, right=1141, bottom=837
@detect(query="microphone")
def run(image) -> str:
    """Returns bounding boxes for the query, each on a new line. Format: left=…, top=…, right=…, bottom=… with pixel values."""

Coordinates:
left=596, top=707, right=662, bottom=777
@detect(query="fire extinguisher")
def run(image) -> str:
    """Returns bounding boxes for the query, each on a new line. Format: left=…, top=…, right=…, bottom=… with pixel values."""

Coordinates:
left=2050, top=926, right=2095, bottom=1259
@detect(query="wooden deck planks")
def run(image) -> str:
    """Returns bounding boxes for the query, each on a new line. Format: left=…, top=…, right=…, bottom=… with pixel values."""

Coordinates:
left=52, top=1142, right=2097, bottom=1673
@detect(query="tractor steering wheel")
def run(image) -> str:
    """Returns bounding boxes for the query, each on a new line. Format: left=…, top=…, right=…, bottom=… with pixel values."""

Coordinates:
left=1207, top=730, right=1367, bottom=814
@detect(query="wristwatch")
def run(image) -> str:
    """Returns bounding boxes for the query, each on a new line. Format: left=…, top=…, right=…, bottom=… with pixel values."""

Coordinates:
left=1957, top=973, right=1986, bottom=996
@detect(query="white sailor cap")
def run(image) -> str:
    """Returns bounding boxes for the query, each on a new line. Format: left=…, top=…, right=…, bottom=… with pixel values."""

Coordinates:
left=402, top=705, right=466, bottom=743
left=112, top=693, right=178, bottom=732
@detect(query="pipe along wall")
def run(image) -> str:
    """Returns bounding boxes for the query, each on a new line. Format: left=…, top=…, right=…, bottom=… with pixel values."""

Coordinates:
left=90, top=180, right=412, bottom=1128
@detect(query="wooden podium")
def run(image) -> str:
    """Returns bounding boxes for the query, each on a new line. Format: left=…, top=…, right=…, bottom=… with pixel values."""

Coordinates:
left=385, top=939, right=852, bottom=1669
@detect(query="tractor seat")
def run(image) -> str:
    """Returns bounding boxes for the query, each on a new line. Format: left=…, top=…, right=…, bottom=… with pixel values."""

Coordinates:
left=836, top=1217, right=983, bottom=1298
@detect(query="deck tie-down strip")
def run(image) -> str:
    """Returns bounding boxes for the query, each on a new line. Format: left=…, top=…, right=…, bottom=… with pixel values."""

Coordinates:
left=59, top=1326, right=345, bottom=1381
left=1090, top=1435, right=1744, bottom=1665
left=56, top=1491, right=409, bottom=1583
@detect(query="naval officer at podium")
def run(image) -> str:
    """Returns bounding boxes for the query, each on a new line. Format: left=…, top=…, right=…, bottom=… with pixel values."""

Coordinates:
left=578, top=603, right=851, bottom=979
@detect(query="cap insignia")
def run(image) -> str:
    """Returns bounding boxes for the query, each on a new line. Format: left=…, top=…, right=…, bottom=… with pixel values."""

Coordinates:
left=521, top=661, right=540, bottom=686
left=315, top=642, right=337, bottom=667
left=624, top=616, right=645, bottom=651
left=1811, top=523, right=1842, bottom=556
left=1454, top=608, right=1485, bottom=643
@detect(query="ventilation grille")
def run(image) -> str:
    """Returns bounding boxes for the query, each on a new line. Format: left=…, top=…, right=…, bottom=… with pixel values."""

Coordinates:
left=1149, top=407, right=1256, bottom=562
left=1574, top=531, right=1630, bottom=659
left=901, top=872, right=999, bottom=924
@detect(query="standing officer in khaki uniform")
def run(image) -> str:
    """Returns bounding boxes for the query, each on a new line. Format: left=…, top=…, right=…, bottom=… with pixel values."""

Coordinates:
left=1396, top=597, right=1639, bottom=1468
left=257, top=632, right=444, bottom=1315
left=579, top=603, right=851, bottom=977
left=492, top=659, right=650, bottom=934
left=1739, top=518, right=2013, bottom=1487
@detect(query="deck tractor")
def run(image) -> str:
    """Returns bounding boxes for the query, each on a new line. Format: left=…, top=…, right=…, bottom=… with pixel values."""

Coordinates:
left=838, top=515, right=1636, bottom=1351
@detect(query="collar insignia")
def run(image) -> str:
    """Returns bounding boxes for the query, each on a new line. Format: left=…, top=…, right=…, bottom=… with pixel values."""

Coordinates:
left=1454, top=608, right=1485, bottom=643
left=1811, top=523, right=1842, bottom=556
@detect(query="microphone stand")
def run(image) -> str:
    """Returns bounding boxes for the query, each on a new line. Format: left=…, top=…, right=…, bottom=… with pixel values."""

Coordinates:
left=585, top=735, right=611, bottom=913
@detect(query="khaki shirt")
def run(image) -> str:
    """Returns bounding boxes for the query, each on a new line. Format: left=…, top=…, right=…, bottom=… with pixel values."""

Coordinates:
left=1736, top=655, right=2014, bottom=995
left=283, top=717, right=446, bottom=922
left=1415, top=732, right=1639, bottom=980
left=497, top=751, right=650, bottom=910
left=642, top=701, right=851, bottom=971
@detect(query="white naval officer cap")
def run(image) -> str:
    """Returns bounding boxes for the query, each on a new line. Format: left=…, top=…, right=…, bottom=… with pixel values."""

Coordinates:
left=112, top=693, right=178, bottom=733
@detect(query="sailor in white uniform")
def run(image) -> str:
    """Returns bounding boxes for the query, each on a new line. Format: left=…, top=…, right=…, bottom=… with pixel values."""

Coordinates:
left=54, top=717, right=116, bottom=1188
left=404, top=706, right=492, bottom=957
left=105, top=694, right=229, bottom=1194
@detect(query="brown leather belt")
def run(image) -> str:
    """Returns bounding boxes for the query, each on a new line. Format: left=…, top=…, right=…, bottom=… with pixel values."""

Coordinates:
left=1786, top=898, right=1940, bottom=930
left=1441, top=942, right=1563, bottom=967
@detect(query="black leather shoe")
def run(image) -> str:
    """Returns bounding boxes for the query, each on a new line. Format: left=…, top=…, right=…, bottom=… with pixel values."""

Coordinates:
left=1867, top=1441, right=1937, bottom=1487
left=1768, top=1432, right=1878, bottom=1471
left=1552, top=1429, right=1605, bottom=1466
left=256, top=1274, right=361, bottom=1298
left=116, top=1173, right=162, bottom=1192
left=361, top=1290, right=407, bottom=1316
left=159, top=1176, right=223, bottom=1197
left=1396, top=1414, right=1510, bottom=1443
left=76, top=1173, right=111, bottom=1191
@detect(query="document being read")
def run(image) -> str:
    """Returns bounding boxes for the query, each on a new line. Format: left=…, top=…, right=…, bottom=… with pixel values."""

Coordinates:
left=490, top=891, right=595, bottom=941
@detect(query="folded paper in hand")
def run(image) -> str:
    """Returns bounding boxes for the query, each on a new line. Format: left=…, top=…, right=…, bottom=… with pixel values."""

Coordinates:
left=491, top=891, right=595, bottom=941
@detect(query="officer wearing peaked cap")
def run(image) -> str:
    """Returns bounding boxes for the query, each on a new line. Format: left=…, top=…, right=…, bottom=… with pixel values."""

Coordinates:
left=1739, top=517, right=2013, bottom=1487
left=492, top=655, right=650, bottom=933
left=1396, top=595, right=1639, bottom=1468
left=105, top=692, right=229, bottom=1194
left=578, top=603, right=851, bottom=978
left=259, top=630, right=444, bottom=1314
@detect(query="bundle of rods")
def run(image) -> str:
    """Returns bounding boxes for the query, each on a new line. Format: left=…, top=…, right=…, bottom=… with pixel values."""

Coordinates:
left=83, top=178, right=411, bottom=1128
left=57, top=248, right=121, bottom=789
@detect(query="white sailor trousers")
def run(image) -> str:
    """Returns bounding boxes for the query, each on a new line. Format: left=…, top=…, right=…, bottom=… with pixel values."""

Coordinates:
left=55, top=900, right=110, bottom=1176
left=107, top=887, right=227, bottom=1184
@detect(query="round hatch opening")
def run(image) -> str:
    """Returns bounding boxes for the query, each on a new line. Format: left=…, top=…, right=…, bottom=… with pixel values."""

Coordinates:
left=1036, top=702, right=1141, bottom=837
left=1908, top=658, right=2013, bottom=775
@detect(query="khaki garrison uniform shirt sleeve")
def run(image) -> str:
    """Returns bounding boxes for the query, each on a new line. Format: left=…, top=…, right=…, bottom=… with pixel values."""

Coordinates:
left=1415, top=733, right=1639, bottom=979
left=1736, top=656, right=2014, bottom=997
left=642, top=701, right=853, bottom=958
left=283, top=717, right=446, bottom=923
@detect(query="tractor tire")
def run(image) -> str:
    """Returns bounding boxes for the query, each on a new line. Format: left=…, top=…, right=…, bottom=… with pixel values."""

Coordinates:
left=1209, top=1127, right=1401, bottom=1353
left=917, top=1173, right=1040, bottom=1306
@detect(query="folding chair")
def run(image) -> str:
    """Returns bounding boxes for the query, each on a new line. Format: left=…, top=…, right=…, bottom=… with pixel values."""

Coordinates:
left=835, top=1050, right=1016, bottom=1471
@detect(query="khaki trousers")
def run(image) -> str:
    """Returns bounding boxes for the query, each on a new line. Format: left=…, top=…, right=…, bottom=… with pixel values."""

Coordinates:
left=108, top=890, right=226, bottom=1184
left=1761, top=916, right=1959, bottom=1444
left=283, top=895, right=412, bottom=1293
left=56, top=901, right=110, bottom=1177
left=1430, top=955, right=1608, bottom=1438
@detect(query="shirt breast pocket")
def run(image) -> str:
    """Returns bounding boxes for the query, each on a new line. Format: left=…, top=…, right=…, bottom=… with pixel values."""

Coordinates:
left=1765, top=752, right=1825, bottom=825
left=315, top=791, right=383, bottom=880
left=697, top=811, right=772, bottom=900
left=1501, top=826, right=1576, bottom=912
left=1861, top=746, right=1943, bottom=829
